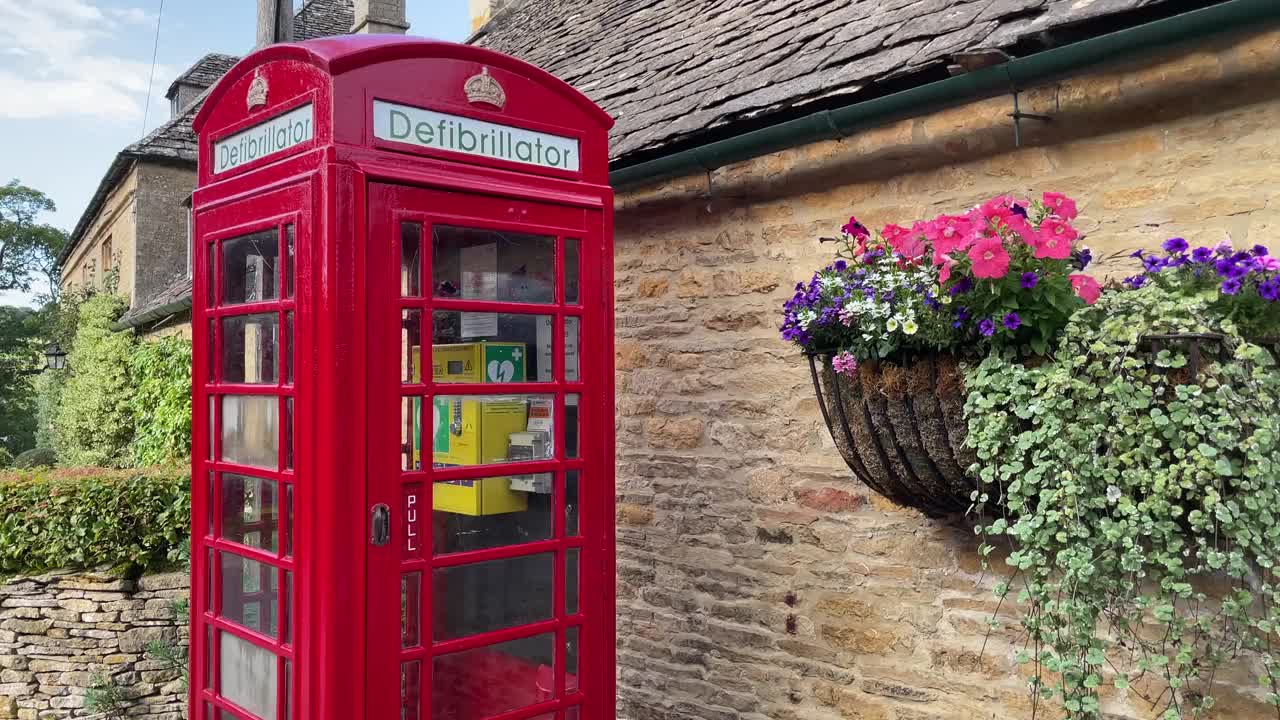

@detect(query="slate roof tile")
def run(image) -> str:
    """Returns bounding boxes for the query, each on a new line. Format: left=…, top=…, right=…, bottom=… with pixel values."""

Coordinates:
left=473, top=0, right=1169, bottom=161
left=165, top=53, right=240, bottom=99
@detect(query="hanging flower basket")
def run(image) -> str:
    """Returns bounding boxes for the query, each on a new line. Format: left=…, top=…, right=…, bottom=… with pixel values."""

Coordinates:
left=807, top=351, right=977, bottom=517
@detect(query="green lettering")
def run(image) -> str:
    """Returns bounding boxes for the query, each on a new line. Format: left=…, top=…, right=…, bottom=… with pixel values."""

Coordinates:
left=415, top=121, right=434, bottom=145
left=389, top=109, right=411, bottom=139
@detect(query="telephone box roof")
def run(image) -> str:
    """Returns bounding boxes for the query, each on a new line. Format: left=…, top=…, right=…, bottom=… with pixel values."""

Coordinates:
left=193, top=35, right=615, bottom=136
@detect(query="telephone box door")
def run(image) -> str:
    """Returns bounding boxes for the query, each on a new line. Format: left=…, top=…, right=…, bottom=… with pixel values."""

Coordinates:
left=367, top=183, right=608, bottom=720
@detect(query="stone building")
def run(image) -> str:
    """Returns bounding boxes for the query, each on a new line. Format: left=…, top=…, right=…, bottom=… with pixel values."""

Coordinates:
left=466, top=1, right=1280, bottom=718
left=58, top=0, right=395, bottom=335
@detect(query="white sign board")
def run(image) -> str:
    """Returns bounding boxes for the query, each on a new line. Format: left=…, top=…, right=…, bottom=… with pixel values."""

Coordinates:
left=373, top=100, right=580, bottom=172
left=213, top=104, right=314, bottom=174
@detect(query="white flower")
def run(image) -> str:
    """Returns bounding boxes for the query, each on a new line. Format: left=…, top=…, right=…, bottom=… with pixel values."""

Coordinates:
left=1106, top=485, right=1122, bottom=504
left=940, top=294, right=953, bottom=305
left=903, top=320, right=919, bottom=335
left=885, top=318, right=899, bottom=332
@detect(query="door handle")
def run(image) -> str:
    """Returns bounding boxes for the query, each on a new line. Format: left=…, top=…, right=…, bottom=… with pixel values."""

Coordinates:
left=370, top=504, right=391, bottom=546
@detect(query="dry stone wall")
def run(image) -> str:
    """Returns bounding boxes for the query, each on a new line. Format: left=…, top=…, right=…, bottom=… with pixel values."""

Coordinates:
left=0, top=570, right=189, bottom=719
left=611, top=28, right=1280, bottom=720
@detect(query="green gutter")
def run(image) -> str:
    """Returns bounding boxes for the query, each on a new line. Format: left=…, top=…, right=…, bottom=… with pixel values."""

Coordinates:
left=609, top=0, right=1280, bottom=189
left=111, top=295, right=193, bottom=332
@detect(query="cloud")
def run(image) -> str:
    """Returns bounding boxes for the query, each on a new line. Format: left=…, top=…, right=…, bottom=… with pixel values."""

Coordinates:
left=0, top=0, right=173, bottom=123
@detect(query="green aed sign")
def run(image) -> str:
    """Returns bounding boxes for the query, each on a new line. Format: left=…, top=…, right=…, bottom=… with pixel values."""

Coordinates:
left=213, top=104, right=314, bottom=174
left=372, top=100, right=580, bottom=172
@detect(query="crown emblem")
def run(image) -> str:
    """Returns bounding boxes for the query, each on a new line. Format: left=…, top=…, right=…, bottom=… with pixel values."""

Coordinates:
left=464, top=67, right=506, bottom=110
left=246, top=69, right=268, bottom=111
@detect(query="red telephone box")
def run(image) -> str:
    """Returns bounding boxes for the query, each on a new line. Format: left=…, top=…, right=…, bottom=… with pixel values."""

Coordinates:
left=189, top=36, right=615, bottom=720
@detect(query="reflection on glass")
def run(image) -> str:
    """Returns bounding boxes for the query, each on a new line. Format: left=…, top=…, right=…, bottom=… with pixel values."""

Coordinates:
left=220, top=552, right=279, bottom=636
left=431, top=311, right=551, bottom=383
left=208, top=397, right=215, bottom=461
left=205, top=625, right=213, bottom=687
left=402, top=397, right=422, bottom=471
left=284, top=224, right=295, bottom=299
left=285, top=484, right=294, bottom=557
left=432, top=395, right=554, bottom=467
left=221, top=395, right=278, bottom=469
left=564, top=238, right=580, bottom=304
left=402, top=573, right=421, bottom=648
left=222, top=229, right=278, bottom=305
left=433, top=225, right=555, bottom=304
left=432, top=633, right=555, bottom=720
left=565, top=394, right=580, bottom=458
left=283, top=573, right=293, bottom=645
left=566, top=471, right=580, bottom=537
left=221, top=313, right=279, bottom=384
left=401, top=222, right=422, bottom=297
left=402, top=661, right=422, bottom=720
left=284, top=312, right=294, bottom=384
left=206, top=242, right=216, bottom=307
left=403, top=310, right=422, bottom=384
left=284, top=397, right=294, bottom=471
left=206, top=472, right=214, bottom=538
left=564, top=317, right=580, bottom=383
left=433, top=553, right=553, bottom=641
left=283, top=659, right=293, bottom=720
left=221, top=473, right=278, bottom=552
left=566, top=548, right=580, bottom=616
left=566, top=626, right=580, bottom=693
left=207, top=320, right=216, bottom=383
left=220, top=632, right=278, bottom=719
left=433, top=473, right=552, bottom=554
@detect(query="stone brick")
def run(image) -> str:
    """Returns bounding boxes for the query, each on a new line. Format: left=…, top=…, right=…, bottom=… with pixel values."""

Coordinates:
left=644, top=417, right=705, bottom=449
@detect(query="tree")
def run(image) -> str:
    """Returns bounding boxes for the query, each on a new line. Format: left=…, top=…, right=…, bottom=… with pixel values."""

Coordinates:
left=0, top=305, right=41, bottom=456
left=0, top=180, right=69, bottom=298
left=55, top=292, right=136, bottom=467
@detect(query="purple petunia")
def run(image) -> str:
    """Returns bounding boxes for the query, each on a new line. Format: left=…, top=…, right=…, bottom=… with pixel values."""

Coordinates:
left=1003, top=312, right=1022, bottom=331
left=949, top=277, right=974, bottom=296
left=1073, top=247, right=1093, bottom=270
left=834, top=259, right=847, bottom=271
left=1162, top=237, right=1189, bottom=253
left=978, top=318, right=996, bottom=337
left=1191, top=247, right=1214, bottom=263
left=1130, top=249, right=1146, bottom=259
left=1011, top=203, right=1028, bottom=218
left=1021, top=272, right=1039, bottom=290
left=1260, top=279, right=1280, bottom=302
left=1124, top=275, right=1147, bottom=289
left=1254, top=244, right=1270, bottom=257
left=1221, top=278, right=1243, bottom=295
left=1143, top=255, right=1166, bottom=272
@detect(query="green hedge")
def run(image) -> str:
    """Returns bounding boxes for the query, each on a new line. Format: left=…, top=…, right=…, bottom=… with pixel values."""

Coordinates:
left=0, top=468, right=189, bottom=575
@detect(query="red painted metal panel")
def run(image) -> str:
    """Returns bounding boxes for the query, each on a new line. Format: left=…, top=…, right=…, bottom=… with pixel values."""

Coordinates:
left=193, top=35, right=613, bottom=720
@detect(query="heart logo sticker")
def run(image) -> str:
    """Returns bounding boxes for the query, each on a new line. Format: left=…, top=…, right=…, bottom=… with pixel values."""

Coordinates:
left=487, top=360, right=516, bottom=382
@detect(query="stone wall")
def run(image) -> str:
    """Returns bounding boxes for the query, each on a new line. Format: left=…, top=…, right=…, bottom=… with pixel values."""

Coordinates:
left=611, top=28, right=1280, bottom=720
left=0, top=570, right=189, bottom=719
left=134, top=162, right=197, bottom=310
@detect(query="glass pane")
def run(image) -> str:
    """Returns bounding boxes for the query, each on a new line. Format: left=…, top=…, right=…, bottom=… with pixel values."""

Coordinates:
left=206, top=549, right=214, bottom=612
left=220, top=632, right=278, bottom=719
left=433, top=473, right=552, bottom=554
left=283, top=398, right=294, bottom=471
left=284, top=224, right=295, bottom=299
left=284, top=312, right=294, bottom=384
left=402, top=397, right=422, bottom=471
left=564, top=238, right=580, bottom=305
left=284, top=484, right=294, bottom=557
left=204, top=626, right=212, bottom=688
left=403, top=310, right=423, bottom=383
left=208, top=397, right=215, bottom=460
left=283, top=572, right=293, bottom=645
left=206, top=242, right=216, bottom=306
left=566, top=471, right=580, bottom=538
left=402, top=573, right=421, bottom=648
left=206, top=472, right=215, bottom=537
left=565, top=548, right=579, bottom=616
left=283, top=659, right=293, bottom=720
left=564, top=394, right=580, bottom=459
left=566, top=707, right=580, bottom=720
left=433, top=225, right=555, bottom=304
left=433, top=553, right=553, bottom=641
left=207, top=320, right=216, bottom=383
left=401, top=222, right=422, bottom=297
left=220, top=552, right=280, bottom=636
left=221, top=313, right=279, bottom=384
left=222, top=229, right=278, bottom=305
left=433, top=633, right=555, bottom=720
left=566, top=626, right=580, bottom=693
left=564, top=317, right=580, bottom=383
left=432, top=394, right=554, bottom=467
left=432, top=312, right=552, bottom=383
left=402, top=661, right=422, bottom=720
left=221, top=395, right=278, bottom=469
left=221, top=474, right=279, bottom=552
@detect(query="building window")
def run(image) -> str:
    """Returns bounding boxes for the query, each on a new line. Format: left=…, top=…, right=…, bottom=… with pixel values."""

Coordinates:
left=101, top=236, right=114, bottom=273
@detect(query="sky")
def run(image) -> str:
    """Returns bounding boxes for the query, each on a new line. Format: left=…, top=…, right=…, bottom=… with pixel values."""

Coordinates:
left=0, top=0, right=472, bottom=307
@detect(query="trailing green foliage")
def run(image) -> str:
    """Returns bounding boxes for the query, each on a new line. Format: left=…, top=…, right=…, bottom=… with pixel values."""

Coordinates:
left=128, top=336, right=192, bottom=466
left=54, top=291, right=136, bottom=467
left=966, top=285, right=1280, bottom=718
left=0, top=467, right=189, bottom=574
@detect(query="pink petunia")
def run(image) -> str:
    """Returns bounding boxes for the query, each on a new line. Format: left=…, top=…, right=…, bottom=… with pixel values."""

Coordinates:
left=968, top=236, right=1011, bottom=279
left=937, top=254, right=955, bottom=283
left=1033, top=218, right=1077, bottom=260
left=931, top=215, right=974, bottom=254
left=882, top=223, right=924, bottom=259
left=1070, top=274, right=1101, bottom=305
left=1043, top=192, right=1078, bottom=220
